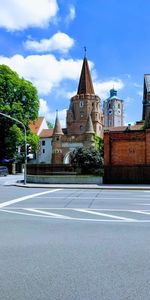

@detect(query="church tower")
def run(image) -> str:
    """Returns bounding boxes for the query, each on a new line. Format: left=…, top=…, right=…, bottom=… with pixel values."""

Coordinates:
left=142, top=74, right=150, bottom=128
left=66, top=54, right=103, bottom=138
left=103, top=88, right=124, bottom=127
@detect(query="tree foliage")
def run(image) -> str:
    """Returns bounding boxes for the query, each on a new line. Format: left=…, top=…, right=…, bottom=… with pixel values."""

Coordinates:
left=0, top=64, right=39, bottom=161
left=70, top=146, right=104, bottom=175
left=47, top=120, right=54, bottom=128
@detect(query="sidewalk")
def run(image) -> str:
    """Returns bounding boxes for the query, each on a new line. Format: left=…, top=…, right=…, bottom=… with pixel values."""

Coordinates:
left=15, top=182, right=150, bottom=190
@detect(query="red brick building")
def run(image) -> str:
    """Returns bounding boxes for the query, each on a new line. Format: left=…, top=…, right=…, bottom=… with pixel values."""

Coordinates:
left=52, top=55, right=104, bottom=164
left=104, top=74, right=150, bottom=184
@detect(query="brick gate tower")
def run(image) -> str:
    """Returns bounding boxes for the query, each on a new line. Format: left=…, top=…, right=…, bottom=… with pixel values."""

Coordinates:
left=52, top=54, right=104, bottom=164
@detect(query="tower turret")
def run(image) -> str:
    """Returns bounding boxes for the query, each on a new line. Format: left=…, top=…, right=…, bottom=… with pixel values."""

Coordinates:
left=84, top=114, right=95, bottom=147
left=52, top=111, right=63, bottom=164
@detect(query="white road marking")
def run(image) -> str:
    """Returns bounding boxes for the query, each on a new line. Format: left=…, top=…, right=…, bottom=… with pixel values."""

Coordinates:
left=0, top=209, right=54, bottom=218
left=130, top=210, right=150, bottom=216
left=1, top=207, right=150, bottom=222
left=136, top=203, right=150, bottom=206
left=74, top=209, right=136, bottom=221
left=0, top=208, right=137, bottom=222
left=0, top=189, right=62, bottom=208
left=26, top=208, right=71, bottom=219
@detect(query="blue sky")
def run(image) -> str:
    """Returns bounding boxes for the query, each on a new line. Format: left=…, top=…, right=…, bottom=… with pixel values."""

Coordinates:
left=0, top=0, right=149, bottom=126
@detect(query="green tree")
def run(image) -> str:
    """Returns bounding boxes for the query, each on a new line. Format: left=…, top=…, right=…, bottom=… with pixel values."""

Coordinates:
left=70, top=146, right=104, bottom=175
left=0, top=64, right=39, bottom=161
left=47, top=120, right=54, bottom=128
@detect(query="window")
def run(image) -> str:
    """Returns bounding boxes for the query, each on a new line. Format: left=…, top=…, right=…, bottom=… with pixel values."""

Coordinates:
left=80, top=125, right=84, bottom=131
left=118, top=103, right=120, bottom=109
left=43, top=149, right=45, bottom=153
left=42, top=140, right=45, bottom=146
left=79, top=101, right=84, bottom=107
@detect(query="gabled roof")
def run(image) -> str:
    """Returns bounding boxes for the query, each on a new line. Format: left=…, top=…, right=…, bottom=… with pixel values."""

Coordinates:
left=39, top=129, right=53, bottom=138
left=77, top=57, right=95, bottom=95
left=29, top=117, right=45, bottom=134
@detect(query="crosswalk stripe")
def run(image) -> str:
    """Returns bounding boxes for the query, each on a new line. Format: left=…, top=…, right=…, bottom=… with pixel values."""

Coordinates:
left=26, top=208, right=71, bottom=219
left=130, top=210, right=150, bottom=216
left=74, top=209, right=136, bottom=221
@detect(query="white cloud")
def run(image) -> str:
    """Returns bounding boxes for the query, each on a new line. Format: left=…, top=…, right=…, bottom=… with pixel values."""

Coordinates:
left=24, top=32, right=74, bottom=53
left=94, top=79, right=124, bottom=99
left=0, top=0, right=58, bottom=31
left=65, top=5, right=76, bottom=25
left=0, top=53, right=125, bottom=114
left=39, top=98, right=66, bottom=127
left=0, top=54, right=82, bottom=95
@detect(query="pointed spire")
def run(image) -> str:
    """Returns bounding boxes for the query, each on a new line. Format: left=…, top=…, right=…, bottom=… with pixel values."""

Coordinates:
left=53, top=110, right=63, bottom=135
left=85, top=114, right=94, bottom=133
left=77, top=56, right=95, bottom=95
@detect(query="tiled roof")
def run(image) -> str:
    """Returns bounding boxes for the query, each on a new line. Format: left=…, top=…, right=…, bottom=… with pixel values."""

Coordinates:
left=85, top=114, right=94, bottom=133
left=77, top=57, right=95, bottom=95
left=53, top=114, right=63, bottom=135
left=29, top=117, right=44, bottom=134
left=104, top=123, right=143, bottom=132
left=39, top=129, right=53, bottom=138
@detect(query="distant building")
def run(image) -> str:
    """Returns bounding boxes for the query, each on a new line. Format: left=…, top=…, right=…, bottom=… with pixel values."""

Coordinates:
left=29, top=117, right=53, bottom=164
left=103, top=88, right=124, bottom=127
left=142, top=74, right=150, bottom=128
left=52, top=55, right=104, bottom=164
left=38, top=128, right=53, bottom=163
left=29, top=116, right=48, bottom=136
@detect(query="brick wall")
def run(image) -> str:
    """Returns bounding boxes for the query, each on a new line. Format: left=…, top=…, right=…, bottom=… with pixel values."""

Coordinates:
left=104, top=131, right=146, bottom=166
left=104, top=129, right=150, bottom=183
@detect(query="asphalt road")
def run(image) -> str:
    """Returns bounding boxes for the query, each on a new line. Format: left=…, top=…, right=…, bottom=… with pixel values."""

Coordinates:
left=0, top=180, right=150, bottom=299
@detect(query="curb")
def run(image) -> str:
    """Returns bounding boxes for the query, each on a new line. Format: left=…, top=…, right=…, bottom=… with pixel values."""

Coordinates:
left=14, top=183, right=150, bottom=190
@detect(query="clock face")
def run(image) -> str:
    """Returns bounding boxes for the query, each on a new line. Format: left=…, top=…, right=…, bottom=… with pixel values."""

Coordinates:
left=118, top=109, right=121, bottom=114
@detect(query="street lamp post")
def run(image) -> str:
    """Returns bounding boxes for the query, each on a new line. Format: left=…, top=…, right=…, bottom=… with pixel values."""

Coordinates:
left=0, top=112, right=27, bottom=184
